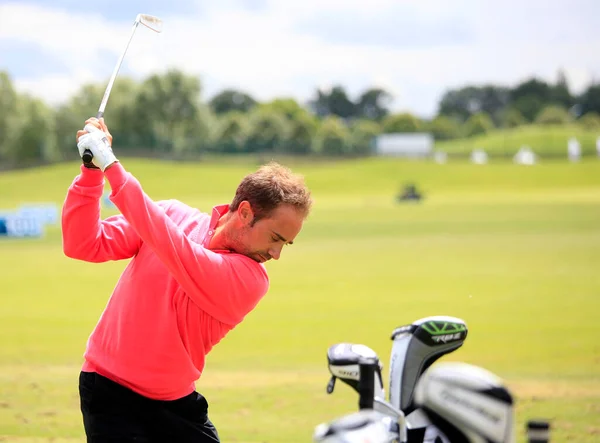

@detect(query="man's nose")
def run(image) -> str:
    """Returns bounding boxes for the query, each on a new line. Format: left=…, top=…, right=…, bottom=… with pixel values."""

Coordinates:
left=268, top=245, right=283, bottom=260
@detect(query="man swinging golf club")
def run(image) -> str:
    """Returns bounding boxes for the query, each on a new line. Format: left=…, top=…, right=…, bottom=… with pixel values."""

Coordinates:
left=62, top=117, right=312, bottom=442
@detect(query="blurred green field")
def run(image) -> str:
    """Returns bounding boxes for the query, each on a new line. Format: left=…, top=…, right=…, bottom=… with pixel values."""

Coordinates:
left=437, top=124, right=600, bottom=157
left=1, top=157, right=599, bottom=442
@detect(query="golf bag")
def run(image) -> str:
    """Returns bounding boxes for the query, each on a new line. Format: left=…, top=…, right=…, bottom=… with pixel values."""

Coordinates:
left=314, top=315, right=517, bottom=442
left=314, top=361, right=515, bottom=443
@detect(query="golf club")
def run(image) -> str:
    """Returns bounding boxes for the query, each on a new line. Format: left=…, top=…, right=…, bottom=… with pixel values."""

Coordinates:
left=326, top=343, right=385, bottom=402
left=82, top=13, right=163, bottom=165
left=313, top=410, right=397, bottom=443
left=321, top=354, right=407, bottom=443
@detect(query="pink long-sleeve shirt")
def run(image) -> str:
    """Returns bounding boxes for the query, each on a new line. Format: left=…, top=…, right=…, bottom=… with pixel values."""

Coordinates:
left=61, top=163, right=269, bottom=400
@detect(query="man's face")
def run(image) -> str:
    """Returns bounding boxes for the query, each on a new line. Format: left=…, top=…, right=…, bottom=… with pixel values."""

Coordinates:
left=229, top=202, right=305, bottom=263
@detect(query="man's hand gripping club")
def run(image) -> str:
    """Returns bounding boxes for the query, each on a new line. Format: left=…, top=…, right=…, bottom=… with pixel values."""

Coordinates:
left=76, top=118, right=118, bottom=171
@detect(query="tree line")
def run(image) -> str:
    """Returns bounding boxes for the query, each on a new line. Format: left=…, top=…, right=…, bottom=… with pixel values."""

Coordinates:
left=1, top=68, right=599, bottom=168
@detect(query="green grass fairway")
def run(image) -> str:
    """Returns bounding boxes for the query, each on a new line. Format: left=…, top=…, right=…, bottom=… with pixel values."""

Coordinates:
left=1, top=157, right=599, bottom=442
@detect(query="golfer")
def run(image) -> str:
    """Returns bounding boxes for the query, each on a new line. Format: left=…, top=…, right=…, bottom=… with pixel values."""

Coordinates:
left=62, top=117, right=312, bottom=442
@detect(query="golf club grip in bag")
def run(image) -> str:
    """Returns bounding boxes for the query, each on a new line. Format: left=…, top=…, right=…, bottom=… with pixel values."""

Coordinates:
left=81, top=111, right=104, bottom=165
left=358, top=358, right=377, bottom=410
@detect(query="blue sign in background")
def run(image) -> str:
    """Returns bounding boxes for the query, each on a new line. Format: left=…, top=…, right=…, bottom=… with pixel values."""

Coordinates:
left=0, top=204, right=59, bottom=238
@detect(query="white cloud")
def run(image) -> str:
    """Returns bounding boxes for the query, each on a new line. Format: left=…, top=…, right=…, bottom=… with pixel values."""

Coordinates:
left=1, top=0, right=599, bottom=117
left=0, top=4, right=130, bottom=71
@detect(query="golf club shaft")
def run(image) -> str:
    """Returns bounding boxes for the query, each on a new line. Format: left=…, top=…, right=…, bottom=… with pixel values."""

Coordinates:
left=82, top=17, right=141, bottom=164
left=373, top=398, right=407, bottom=443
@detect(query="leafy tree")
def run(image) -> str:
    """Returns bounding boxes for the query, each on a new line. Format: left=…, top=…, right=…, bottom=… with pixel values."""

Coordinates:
left=192, top=106, right=218, bottom=153
left=0, top=72, right=20, bottom=163
left=511, top=95, right=545, bottom=123
left=382, top=113, right=422, bottom=133
left=308, top=85, right=356, bottom=119
left=438, top=85, right=510, bottom=124
left=463, top=112, right=495, bottom=137
left=549, top=69, right=574, bottom=109
left=0, top=71, right=17, bottom=113
left=6, top=94, right=56, bottom=166
left=53, top=82, right=104, bottom=160
left=355, top=88, right=393, bottom=121
left=578, top=112, right=600, bottom=130
left=509, top=77, right=551, bottom=121
left=132, top=69, right=205, bottom=155
left=100, top=78, right=140, bottom=149
left=285, top=112, right=318, bottom=155
left=209, top=89, right=257, bottom=115
left=258, top=98, right=307, bottom=120
left=427, top=115, right=461, bottom=140
left=349, top=119, right=381, bottom=155
left=535, top=105, right=571, bottom=125
left=501, top=108, right=526, bottom=128
left=256, top=98, right=317, bottom=154
left=213, top=112, right=250, bottom=153
left=578, top=83, right=600, bottom=115
left=245, top=108, right=291, bottom=153
left=313, top=116, right=350, bottom=156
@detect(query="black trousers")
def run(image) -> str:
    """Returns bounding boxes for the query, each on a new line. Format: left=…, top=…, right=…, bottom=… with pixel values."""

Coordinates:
left=79, top=371, right=220, bottom=443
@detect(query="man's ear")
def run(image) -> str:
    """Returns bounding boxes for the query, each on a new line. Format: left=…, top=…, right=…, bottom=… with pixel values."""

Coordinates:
left=237, top=201, right=254, bottom=225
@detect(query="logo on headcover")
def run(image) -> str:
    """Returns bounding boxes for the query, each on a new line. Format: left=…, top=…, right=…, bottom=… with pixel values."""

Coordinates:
left=432, top=332, right=464, bottom=343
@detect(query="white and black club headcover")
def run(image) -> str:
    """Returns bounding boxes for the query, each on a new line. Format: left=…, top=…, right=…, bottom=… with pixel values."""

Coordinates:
left=413, top=362, right=516, bottom=443
left=389, top=316, right=468, bottom=414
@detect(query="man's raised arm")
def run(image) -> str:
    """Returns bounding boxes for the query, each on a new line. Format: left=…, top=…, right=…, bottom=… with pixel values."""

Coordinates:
left=61, top=164, right=142, bottom=263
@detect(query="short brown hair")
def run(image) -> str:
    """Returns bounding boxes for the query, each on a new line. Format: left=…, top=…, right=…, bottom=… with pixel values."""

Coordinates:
left=230, top=161, right=312, bottom=222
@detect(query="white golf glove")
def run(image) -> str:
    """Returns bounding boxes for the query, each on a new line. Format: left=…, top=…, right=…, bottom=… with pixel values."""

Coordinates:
left=77, top=124, right=118, bottom=171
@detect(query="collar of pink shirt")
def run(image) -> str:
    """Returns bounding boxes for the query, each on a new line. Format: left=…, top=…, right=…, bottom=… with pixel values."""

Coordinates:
left=202, top=204, right=230, bottom=249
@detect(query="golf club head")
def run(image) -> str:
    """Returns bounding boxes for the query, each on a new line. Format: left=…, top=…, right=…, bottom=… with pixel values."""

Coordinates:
left=326, top=343, right=385, bottom=401
left=137, top=14, right=163, bottom=33
left=413, top=362, right=515, bottom=443
left=313, top=410, right=398, bottom=443
left=388, top=316, right=468, bottom=414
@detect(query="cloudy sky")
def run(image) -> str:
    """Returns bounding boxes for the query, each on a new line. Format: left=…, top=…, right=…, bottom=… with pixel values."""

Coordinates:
left=0, top=0, right=598, bottom=117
